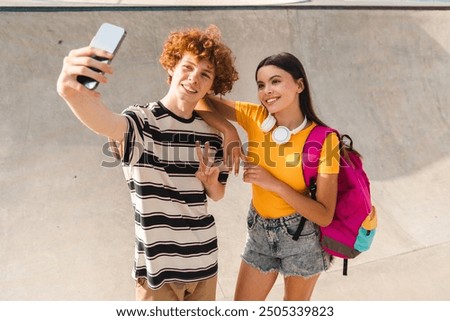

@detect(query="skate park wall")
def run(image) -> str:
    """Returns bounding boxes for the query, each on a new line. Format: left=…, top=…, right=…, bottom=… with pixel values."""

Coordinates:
left=1, top=6, right=449, bottom=300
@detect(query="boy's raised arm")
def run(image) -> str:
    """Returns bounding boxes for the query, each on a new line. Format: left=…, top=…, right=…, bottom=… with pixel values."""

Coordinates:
left=56, top=46, right=127, bottom=143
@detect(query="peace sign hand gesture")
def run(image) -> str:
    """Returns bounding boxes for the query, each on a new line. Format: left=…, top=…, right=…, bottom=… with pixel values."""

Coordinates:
left=195, top=141, right=224, bottom=200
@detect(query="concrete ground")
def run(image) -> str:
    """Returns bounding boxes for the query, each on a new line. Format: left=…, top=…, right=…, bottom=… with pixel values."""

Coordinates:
left=1, top=2, right=449, bottom=301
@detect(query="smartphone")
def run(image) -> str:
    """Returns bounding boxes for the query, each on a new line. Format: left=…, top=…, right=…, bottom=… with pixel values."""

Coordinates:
left=77, top=23, right=127, bottom=90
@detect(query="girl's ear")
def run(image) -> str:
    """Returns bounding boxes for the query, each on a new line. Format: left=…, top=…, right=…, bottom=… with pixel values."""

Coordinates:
left=297, top=78, right=305, bottom=93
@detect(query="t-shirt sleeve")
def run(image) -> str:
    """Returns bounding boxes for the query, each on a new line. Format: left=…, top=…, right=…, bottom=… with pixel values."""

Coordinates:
left=234, top=101, right=267, bottom=132
left=121, top=106, right=147, bottom=166
left=318, top=132, right=340, bottom=175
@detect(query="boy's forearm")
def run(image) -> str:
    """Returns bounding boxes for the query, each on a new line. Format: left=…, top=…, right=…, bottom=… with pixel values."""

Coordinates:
left=62, top=94, right=125, bottom=142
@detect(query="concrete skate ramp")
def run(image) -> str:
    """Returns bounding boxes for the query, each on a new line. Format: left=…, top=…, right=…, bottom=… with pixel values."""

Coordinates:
left=1, top=7, right=449, bottom=300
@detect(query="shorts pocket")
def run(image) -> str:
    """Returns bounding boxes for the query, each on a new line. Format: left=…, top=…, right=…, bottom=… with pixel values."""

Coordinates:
left=284, top=218, right=317, bottom=239
left=247, top=208, right=257, bottom=231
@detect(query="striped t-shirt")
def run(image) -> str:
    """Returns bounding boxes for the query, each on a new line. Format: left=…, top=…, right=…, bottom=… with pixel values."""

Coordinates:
left=120, top=101, right=228, bottom=290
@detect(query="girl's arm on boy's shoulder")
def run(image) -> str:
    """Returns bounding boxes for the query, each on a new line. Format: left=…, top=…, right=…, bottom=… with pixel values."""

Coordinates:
left=196, top=96, right=237, bottom=138
left=196, top=95, right=237, bottom=122
left=196, top=96, right=244, bottom=174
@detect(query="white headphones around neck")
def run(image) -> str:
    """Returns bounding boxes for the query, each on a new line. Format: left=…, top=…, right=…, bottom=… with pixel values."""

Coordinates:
left=260, top=114, right=308, bottom=145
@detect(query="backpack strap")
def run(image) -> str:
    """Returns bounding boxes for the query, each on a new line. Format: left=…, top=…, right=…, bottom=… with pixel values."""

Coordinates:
left=343, top=258, right=348, bottom=276
left=292, top=216, right=307, bottom=241
left=301, top=126, right=355, bottom=276
left=293, top=126, right=337, bottom=240
left=302, top=125, right=338, bottom=192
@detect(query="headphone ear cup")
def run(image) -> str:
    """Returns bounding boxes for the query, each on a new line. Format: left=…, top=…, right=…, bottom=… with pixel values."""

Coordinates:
left=272, top=126, right=291, bottom=145
left=260, top=114, right=276, bottom=133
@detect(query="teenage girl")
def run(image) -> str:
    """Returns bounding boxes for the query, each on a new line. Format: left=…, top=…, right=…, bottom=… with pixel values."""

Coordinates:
left=197, top=52, right=340, bottom=300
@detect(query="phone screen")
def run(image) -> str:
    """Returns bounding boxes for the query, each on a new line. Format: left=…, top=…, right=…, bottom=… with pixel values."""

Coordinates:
left=77, top=23, right=127, bottom=90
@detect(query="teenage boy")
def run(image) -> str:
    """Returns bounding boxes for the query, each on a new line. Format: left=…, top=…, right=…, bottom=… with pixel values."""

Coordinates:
left=56, top=25, right=238, bottom=301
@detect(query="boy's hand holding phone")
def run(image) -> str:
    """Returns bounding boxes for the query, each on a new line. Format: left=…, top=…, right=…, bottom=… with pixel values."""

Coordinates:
left=62, top=23, right=127, bottom=90
left=57, top=23, right=126, bottom=99
left=56, top=23, right=128, bottom=142
left=76, top=23, right=127, bottom=90
left=77, top=23, right=127, bottom=90
left=57, top=47, right=114, bottom=99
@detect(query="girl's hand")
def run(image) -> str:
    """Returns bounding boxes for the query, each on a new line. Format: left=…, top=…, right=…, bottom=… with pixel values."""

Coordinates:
left=222, top=126, right=245, bottom=176
left=242, top=163, right=280, bottom=192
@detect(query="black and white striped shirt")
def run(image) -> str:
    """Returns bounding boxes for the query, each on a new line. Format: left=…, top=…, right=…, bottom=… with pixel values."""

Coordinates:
left=120, top=101, right=227, bottom=290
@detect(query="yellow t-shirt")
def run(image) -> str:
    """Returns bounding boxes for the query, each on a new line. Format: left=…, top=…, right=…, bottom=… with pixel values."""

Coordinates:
left=235, top=101, right=340, bottom=219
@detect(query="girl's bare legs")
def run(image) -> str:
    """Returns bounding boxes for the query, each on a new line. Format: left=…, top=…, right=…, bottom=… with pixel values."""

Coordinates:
left=283, top=274, right=321, bottom=301
left=234, top=260, right=278, bottom=301
left=234, top=259, right=321, bottom=301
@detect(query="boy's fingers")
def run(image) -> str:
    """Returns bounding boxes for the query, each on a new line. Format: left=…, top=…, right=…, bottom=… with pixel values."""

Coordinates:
left=67, top=47, right=91, bottom=58
left=204, top=141, right=210, bottom=161
left=90, top=47, right=114, bottom=60
left=195, top=141, right=204, bottom=164
left=68, top=46, right=113, bottom=59
left=66, top=47, right=113, bottom=74
left=204, top=141, right=215, bottom=167
left=89, top=57, right=114, bottom=74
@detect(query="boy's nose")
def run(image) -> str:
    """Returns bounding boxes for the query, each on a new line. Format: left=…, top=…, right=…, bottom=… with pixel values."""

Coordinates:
left=189, top=71, right=199, bottom=83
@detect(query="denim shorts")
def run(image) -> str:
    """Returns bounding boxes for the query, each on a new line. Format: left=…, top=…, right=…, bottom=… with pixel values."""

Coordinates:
left=241, top=205, right=332, bottom=278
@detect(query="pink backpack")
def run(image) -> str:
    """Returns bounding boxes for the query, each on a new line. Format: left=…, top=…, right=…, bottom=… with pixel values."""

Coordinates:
left=293, top=125, right=377, bottom=275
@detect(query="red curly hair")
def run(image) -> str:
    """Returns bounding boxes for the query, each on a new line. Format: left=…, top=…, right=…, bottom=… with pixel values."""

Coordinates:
left=159, top=25, right=238, bottom=95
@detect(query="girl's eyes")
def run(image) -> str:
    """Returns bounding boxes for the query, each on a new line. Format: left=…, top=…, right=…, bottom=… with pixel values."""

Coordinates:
left=257, top=79, right=281, bottom=90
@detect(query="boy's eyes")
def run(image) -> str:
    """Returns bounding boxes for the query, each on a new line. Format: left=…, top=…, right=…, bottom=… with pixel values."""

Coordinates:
left=181, top=65, right=212, bottom=79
